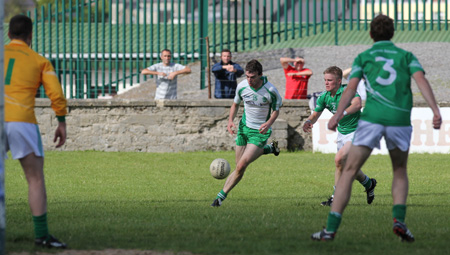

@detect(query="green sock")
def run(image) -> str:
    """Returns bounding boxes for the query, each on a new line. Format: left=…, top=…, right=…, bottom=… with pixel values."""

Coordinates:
left=263, top=144, right=272, bottom=154
left=216, top=190, right=227, bottom=201
left=393, top=204, right=407, bottom=223
left=32, top=213, right=49, bottom=239
left=326, top=211, right=342, bottom=233
left=359, top=175, right=372, bottom=190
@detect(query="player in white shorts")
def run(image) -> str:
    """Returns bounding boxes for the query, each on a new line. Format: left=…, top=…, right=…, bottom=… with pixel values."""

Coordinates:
left=312, top=15, right=442, bottom=242
left=4, top=15, right=68, bottom=248
left=303, top=66, right=376, bottom=207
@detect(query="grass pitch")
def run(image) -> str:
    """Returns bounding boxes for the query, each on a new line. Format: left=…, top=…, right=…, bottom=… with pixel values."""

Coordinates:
left=4, top=151, right=450, bottom=254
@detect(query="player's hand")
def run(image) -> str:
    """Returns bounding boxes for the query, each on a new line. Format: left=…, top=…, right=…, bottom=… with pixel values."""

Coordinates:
left=54, top=121, right=67, bottom=148
left=259, top=123, right=270, bottom=134
left=227, top=121, right=237, bottom=135
left=303, top=121, right=312, bottom=132
left=327, top=116, right=339, bottom=131
left=433, top=113, right=442, bottom=129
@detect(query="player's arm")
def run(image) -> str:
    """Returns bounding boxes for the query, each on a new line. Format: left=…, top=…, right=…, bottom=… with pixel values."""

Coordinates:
left=328, top=77, right=359, bottom=131
left=280, top=57, right=296, bottom=69
left=413, top=71, right=442, bottom=129
left=41, top=60, right=68, bottom=147
left=302, top=111, right=322, bottom=133
left=227, top=102, right=239, bottom=135
left=259, top=110, right=279, bottom=134
left=343, top=96, right=362, bottom=115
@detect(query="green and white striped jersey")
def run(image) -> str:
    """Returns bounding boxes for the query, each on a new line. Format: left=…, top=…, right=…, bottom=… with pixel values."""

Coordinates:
left=234, top=77, right=283, bottom=130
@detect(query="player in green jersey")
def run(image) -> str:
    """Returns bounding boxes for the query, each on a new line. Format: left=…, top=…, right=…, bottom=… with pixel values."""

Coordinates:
left=303, top=66, right=376, bottom=206
left=311, top=15, right=442, bottom=242
left=211, top=60, right=283, bottom=207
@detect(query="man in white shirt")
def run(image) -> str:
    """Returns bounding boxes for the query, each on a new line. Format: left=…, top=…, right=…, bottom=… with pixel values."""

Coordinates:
left=141, top=49, right=191, bottom=99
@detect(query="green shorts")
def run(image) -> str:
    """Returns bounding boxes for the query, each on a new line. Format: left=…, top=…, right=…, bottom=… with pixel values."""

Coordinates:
left=236, top=123, right=272, bottom=148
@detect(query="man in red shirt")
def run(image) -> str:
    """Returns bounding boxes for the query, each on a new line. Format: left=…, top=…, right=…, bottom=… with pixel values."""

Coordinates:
left=280, top=57, right=313, bottom=99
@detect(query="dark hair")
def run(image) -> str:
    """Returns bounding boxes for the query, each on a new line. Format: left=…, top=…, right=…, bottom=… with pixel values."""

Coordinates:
left=370, top=14, right=394, bottom=41
left=245, top=59, right=263, bottom=75
left=9, top=15, right=33, bottom=41
left=323, top=66, right=343, bottom=80
left=221, top=49, right=231, bottom=54
left=161, top=49, right=172, bottom=54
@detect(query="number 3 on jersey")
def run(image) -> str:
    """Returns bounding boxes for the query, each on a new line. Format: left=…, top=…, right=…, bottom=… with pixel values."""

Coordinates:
left=5, top=58, right=15, bottom=85
left=375, top=57, right=397, bottom=86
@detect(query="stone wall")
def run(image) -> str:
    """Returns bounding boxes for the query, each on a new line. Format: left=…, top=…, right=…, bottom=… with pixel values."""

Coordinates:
left=36, top=99, right=312, bottom=152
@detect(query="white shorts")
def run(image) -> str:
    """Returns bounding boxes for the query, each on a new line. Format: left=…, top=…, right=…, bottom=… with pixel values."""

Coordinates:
left=352, top=120, right=412, bottom=152
left=337, top=131, right=355, bottom=151
left=4, top=122, right=44, bottom=160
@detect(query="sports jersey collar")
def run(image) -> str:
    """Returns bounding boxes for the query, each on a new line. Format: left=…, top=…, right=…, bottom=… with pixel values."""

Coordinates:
left=9, top=39, right=29, bottom=47
left=373, top=40, right=394, bottom=47
left=248, top=76, right=267, bottom=92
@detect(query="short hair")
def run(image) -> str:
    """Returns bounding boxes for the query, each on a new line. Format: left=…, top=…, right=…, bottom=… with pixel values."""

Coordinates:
left=9, top=15, right=33, bottom=41
left=161, top=49, right=172, bottom=54
left=245, top=59, right=263, bottom=75
left=370, top=14, right=394, bottom=42
left=221, top=49, right=231, bottom=55
left=323, top=66, right=343, bottom=80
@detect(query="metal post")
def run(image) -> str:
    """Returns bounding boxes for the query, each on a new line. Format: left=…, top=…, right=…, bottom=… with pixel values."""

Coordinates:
left=199, top=0, right=208, bottom=90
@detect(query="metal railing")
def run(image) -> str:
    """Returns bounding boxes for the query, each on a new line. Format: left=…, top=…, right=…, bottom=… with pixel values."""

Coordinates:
left=3, top=0, right=449, bottom=98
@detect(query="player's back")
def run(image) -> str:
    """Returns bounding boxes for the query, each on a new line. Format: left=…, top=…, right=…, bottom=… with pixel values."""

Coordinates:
left=354, top=41, right=424, bottom=126
left=4, top=40, right=60, bottom=123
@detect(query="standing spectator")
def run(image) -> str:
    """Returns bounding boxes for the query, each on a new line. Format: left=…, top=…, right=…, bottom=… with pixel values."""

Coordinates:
left=311, top=14, right=442, bottom=242
left=4, top=15, right=68, bottom=248
left=280, top=57, right=313, bottom=99
left=211, top=60, right=282, bottom=207
left=141, top=49, right=191, bottom=99
left=212, top=49, right=244, bottom=99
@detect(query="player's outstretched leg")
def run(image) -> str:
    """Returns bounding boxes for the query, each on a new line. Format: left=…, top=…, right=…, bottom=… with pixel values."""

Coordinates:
left=393, top=218, right=415, bottom=242
left=35, top=235, right=67, bottom=248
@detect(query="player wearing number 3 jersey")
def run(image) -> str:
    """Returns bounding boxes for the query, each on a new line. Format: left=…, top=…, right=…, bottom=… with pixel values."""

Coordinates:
left=311, top=14, right=442, bottom=242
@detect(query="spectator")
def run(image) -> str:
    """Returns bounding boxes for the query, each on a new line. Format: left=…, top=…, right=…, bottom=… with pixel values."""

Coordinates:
left=141, top=49, right=191, bottom=99
left=212, top=49, right=244, bottom=99
left=280, top=57, right=313, bottom=99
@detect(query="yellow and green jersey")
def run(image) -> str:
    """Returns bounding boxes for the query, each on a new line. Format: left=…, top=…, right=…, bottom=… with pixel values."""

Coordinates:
left=4, top=40, right=67, bottom=124
left=349, top=41, right=424, bottom=126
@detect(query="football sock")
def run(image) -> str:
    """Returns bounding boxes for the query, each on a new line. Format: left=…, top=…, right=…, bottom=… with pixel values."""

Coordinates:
left=326, top=211, right=342, bottom=233
left=359, top=175, right=372, bottom=190
left=216, top=190, right=227, bottom=201
left=263, top=144, right=272, bottom=154
left=32, top=213, right=49, bottom=239
left=392, top=204, right=407, bottom=223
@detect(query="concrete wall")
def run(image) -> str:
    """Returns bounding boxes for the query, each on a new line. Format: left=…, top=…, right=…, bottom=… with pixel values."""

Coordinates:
left=36, top=99, right=312, bottom=153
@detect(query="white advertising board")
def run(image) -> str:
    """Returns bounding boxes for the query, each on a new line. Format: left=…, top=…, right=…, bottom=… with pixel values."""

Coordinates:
left=312, top=107, right=450, bottom=154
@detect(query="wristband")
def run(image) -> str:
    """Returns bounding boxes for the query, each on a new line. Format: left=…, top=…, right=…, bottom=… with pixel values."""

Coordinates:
left=305, top=119, right=312, bottom=124
left=343, top=111, right=348, bottom=116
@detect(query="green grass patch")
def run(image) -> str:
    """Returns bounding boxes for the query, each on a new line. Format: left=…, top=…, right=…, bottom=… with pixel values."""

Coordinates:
left=5, top=151, right=450, bottom=254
